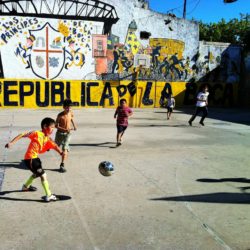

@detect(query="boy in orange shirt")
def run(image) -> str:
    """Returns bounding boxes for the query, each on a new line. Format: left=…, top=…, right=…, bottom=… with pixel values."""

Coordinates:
left=5, top=117, right=64, bottom=202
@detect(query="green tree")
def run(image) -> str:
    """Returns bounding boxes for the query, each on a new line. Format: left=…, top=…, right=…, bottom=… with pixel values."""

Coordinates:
left=198, top=14, right=250, bottom=48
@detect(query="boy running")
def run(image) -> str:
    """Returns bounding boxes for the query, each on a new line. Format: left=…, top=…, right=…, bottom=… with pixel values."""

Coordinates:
left=188, top=85, right=209, bottom=126
left=167, top=94, right=175, bottom=120
left=114, top=99, right=133, bottom=146
left=5, top=117, right=64, bottom=202
left=55, top=99, right=77, bottom=173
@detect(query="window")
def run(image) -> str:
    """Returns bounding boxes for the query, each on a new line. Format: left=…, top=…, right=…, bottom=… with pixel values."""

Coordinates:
left=140, top=31, right=151, bottom=40
left=94, top=40, right=105, bottom=57
left=97, top=40, right=103, bottom=51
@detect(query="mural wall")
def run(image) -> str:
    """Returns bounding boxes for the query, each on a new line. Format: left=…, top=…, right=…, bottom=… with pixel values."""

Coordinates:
left=0, top=0, right=242, bottom=108
left=0, top=17, right=103, bottom=79
left=0, top=80, right=238, bottom=108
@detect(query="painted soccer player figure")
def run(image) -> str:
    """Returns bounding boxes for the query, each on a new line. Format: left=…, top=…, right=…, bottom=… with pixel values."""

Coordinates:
left=15, top=35, right=36, bottom=69
left=55, top=99, right=77, bottom=173
left=188, top=85, right=209, bottom=126
left=114, top=99, right=133, bottom=146
left=5, top=117, right=65, bottom=202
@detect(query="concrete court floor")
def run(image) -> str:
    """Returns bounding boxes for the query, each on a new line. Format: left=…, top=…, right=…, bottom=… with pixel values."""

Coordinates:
left=0, top=107, right=250, bottom=250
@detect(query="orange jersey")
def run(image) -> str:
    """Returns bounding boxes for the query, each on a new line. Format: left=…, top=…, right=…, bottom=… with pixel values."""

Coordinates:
left=22, top=131, right=57, bottom=159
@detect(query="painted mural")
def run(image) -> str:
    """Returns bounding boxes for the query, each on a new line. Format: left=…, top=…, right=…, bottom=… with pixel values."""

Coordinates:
left=0, top=0, right=242, bottom=108
left=0, top=15, right=241, bottom=83
left=0, top=80, right=238, bottom=108
left=0, top=16, right=103, bottom=80
left=106, top=21, right=241, bottom=84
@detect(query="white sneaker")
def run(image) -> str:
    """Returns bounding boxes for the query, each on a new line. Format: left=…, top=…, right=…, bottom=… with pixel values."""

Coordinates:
left=45, top=194, right=57, bottom=202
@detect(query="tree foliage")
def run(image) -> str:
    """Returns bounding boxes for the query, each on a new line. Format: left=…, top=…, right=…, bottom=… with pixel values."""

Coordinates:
left=198, top=14, right=250, bottom=49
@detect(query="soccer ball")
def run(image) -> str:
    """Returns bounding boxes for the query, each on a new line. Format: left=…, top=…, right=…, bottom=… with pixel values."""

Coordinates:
left=98, top=161, right=114, bottom=177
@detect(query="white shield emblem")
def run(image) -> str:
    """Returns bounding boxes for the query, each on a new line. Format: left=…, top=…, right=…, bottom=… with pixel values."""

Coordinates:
left=30, top=23, right=65, bottom=80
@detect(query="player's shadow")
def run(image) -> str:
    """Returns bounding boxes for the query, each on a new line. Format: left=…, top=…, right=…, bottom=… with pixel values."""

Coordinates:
left=43, top=168, right=61, bottom=172
left=133, top=124, right=189, bottom=128
left=0, top=162, right=60, bottom=173
left=0, top=190, right=71, bottom=202
left=149, top=124, right=189, bottom=128
left=154, top=110, right=193, bottom=115
left=176, top=107, right=250, bottom=126
left=69, top=142, right=116, bottom=148
left=154, top=111, right=167, bottom=114
left=151, top=177, right=250, bottom=204
left=150, top=192, right=250, bottom=204
left=0, top=161, right=27, bottom=170
left=197, top=177, right=250, bottom=193
left=132, top=117, right=164, bottom=121
left=197, top=178, right=250, bottom=183
left=240, top=186, right=250, bottom=191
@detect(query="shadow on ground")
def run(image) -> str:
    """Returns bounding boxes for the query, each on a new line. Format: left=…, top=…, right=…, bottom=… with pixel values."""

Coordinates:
left=0, top=190, right=71, bottom=202
left=69, top=142, right=116, bottom=147
left=197, top=178, right=250, bottom=183
left=197, top=177, right=250, bottom=193
left=132, top=124, right=189, bottom=128
left=150, top=192, right=250, bottom=204
left=151, top=177, right=250, bottom=204
left=158, top=107, right=250, bottom=126
left=0, top=162, right=26, bottom=170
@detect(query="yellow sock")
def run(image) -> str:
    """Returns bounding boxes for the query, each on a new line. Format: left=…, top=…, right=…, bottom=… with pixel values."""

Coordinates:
left=41, top=180, right=52, bottom=196
left=24, top=175, right=35, bottom=188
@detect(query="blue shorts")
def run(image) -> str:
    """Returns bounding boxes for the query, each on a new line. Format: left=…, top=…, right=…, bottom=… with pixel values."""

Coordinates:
left=117, top=125, right=127, bottom=133
left=167, top=107, right=173, bottom=113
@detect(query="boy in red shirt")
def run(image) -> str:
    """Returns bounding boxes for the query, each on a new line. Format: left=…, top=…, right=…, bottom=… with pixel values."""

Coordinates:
left=114, top=99, right=133, bottom=146
left=5, top=117, right=65, bottom=202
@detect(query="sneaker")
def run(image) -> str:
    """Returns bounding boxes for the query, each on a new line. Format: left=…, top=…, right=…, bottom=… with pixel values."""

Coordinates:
left=199, top=121, right=205, bottom=126
left=188, top=121, right=192, bottom=126
left=45, top=194, right=57, bottom=202
left=116, top=142, right=122, bottom=147
left=59, top=163, right=66, bottom=173
left=22, top=184, right=37, bottom=192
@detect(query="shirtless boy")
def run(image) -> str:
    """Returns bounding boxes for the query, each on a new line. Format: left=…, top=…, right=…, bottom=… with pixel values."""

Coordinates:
left=55, top=99, right=77, bottom=172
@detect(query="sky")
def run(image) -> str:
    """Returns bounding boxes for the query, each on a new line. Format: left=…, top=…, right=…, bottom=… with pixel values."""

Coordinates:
left=148, top=0, right=250, bottom=23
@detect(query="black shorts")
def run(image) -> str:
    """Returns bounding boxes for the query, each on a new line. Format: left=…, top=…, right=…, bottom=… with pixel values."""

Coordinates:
left=167, top=107, right=173, bottom=113
left=117, top=125, right=127, bottom=133
left=24, top=158, right=45, bottom=177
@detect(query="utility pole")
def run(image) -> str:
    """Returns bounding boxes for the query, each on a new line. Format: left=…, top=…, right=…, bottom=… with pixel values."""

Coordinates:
left=183, top=0, right=187, bottom=19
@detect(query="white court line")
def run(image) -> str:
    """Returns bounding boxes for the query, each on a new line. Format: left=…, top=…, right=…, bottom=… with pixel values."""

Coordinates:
left=126, top=158, right=232, bottom=250
left=175, top=167, right=232, bottom=250
left=51, top=152, right=100, bottom=250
